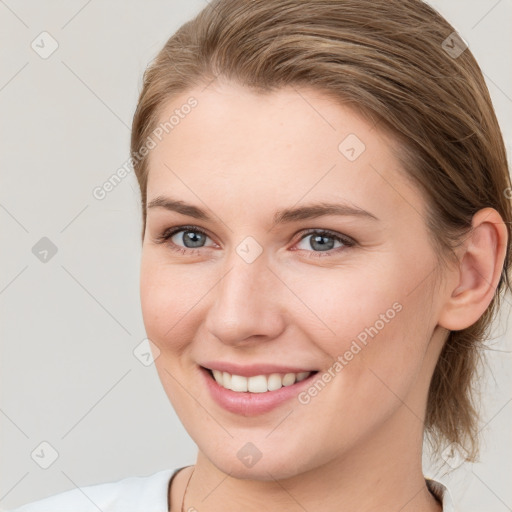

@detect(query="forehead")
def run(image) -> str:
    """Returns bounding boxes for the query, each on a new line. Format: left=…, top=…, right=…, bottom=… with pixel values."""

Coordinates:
left=145, top=82, right=426, bottom=222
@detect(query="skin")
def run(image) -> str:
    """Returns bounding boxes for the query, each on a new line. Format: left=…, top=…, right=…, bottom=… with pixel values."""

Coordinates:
left=139, top=79, right=507, bottom=512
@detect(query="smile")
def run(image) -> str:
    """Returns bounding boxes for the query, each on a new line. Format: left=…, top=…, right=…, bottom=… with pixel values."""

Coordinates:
left=209, top=369, right=313, bottom=393
left=199, top=365, right=320, bottom=416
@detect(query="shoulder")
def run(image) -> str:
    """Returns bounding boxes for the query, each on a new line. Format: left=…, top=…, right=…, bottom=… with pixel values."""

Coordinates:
left=7, top=468, right=177, bottom=512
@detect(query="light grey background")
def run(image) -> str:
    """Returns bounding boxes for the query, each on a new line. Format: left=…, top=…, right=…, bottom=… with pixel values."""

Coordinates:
left=1, top=1, right=511, bottom=510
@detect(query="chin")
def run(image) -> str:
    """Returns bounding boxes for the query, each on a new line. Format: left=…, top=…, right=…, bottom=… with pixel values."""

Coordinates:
left=207, top=452, right=307, bottom=481
left=195, top=435, right=328, bottom=482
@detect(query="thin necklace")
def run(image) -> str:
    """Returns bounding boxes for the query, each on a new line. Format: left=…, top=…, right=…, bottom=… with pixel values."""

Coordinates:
left=180, top=466, right=195, bottom=512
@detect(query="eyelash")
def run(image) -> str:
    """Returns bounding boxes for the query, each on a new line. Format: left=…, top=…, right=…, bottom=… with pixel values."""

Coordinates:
left=154, top=225, right=356, bottom=258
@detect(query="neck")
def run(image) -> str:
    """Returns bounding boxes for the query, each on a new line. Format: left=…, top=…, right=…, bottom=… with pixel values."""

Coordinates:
left=179, top=408, right=442, bottom=512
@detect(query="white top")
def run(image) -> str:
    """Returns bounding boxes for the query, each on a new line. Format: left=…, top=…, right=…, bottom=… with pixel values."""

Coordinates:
left=7, top=468, right=456, bottom=512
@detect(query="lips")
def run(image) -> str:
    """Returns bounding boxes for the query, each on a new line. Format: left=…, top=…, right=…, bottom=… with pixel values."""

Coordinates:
left=199, top=364, right=320, bottom=416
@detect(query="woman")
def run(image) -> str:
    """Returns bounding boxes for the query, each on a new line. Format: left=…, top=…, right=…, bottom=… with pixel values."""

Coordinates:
left=10, top=0, right=510, bottom=510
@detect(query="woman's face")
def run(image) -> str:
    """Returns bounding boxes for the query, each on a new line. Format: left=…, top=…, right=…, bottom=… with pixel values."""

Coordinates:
left=140, top=81, right=451, bottom=479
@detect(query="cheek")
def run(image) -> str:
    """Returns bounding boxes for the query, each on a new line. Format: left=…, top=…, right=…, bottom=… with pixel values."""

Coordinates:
left=140, top=253, right=197, bottom=347
left=290, top=252, right=434, bottom=398
left=280, top=258, right=403, bottom=352
left=140, top=250, right=225, bottom=364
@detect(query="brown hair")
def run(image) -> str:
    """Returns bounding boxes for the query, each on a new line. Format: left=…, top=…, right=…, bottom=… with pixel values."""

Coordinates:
left=130, top=0, right=511, bottom=462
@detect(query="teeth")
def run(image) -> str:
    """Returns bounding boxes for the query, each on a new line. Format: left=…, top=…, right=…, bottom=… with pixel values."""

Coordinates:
left=267, top=373, right=282, bottom=391
left=230, top=374, right=248, bottom=392
left=210, top=369, right=313, bottom=393
left=248, top=375, right=267, bottom=393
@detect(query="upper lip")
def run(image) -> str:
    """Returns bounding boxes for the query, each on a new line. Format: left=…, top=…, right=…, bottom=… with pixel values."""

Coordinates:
left=200, top=361, right=318, bottom=377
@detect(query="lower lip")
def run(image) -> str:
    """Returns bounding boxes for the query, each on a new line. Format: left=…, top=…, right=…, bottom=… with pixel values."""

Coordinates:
left=199, top=366, right=318, bottom=416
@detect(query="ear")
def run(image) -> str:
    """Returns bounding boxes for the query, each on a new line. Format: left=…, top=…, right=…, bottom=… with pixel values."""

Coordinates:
left=438, top=207, right=508, bottom=331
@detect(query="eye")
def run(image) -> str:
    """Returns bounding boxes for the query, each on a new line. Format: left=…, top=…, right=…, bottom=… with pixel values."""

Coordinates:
left=154, top=225, right=216, bottom=255
left=154, top=225, right=356, bottom=258
left=294, top=229, right=355, bottom=257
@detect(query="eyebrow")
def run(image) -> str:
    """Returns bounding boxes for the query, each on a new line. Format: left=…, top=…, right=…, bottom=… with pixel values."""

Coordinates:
left=147, top=195, right=379, bottom=227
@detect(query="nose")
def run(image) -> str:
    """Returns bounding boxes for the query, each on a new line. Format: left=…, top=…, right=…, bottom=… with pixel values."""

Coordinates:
left=204, top=253, right=286, bottom=347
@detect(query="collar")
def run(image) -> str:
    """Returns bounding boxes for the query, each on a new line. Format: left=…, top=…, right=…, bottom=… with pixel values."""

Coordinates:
left=426, top=477, right=457, bottom=511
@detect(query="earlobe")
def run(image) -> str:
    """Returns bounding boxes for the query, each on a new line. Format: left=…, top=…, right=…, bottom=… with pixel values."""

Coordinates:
left=438, top=207, right=508, bottom=332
